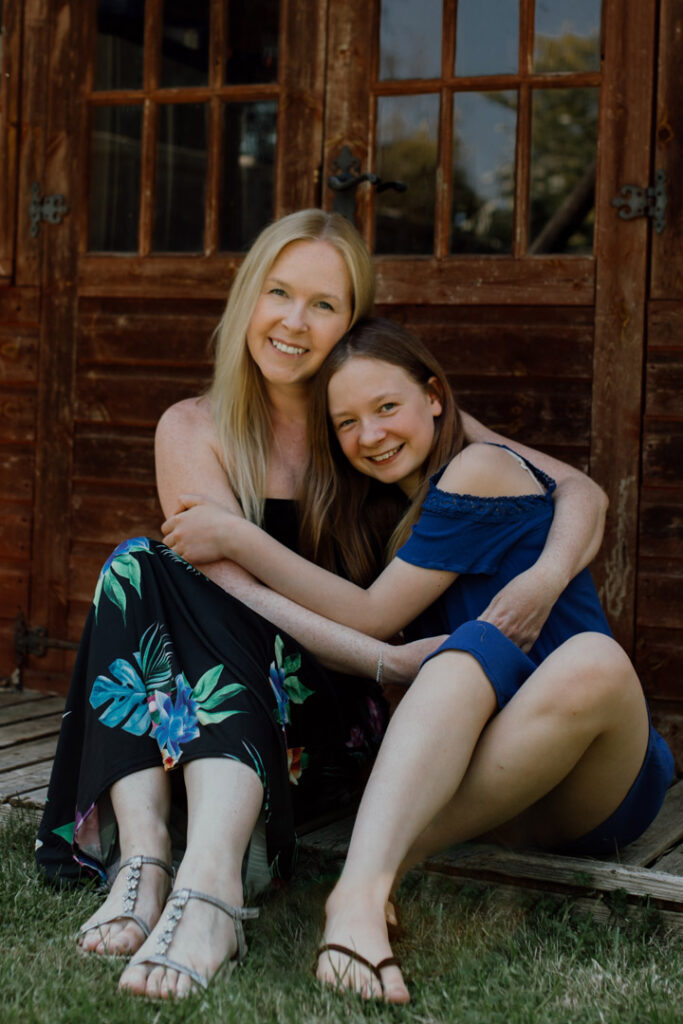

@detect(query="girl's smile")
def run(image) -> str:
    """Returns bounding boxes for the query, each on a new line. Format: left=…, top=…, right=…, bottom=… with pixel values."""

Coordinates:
left=328, top=357, right=443, bottom=495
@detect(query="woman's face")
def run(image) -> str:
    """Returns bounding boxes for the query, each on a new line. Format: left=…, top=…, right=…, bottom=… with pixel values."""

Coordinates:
left=328, top=357, right=442, bottom=496
left=247, top=240, right=352, bottom=388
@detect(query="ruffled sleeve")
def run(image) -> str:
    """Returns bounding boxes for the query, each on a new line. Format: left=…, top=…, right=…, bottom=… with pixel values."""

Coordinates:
left=397, top=472, right=556, bottom=576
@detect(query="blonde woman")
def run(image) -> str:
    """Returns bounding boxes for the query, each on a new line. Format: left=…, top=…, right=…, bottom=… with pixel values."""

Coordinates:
left=37, top=211, right=607, bottom=1000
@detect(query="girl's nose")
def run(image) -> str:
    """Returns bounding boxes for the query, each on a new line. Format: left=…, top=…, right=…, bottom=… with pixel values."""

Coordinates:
left=359, top=419, right=386, bottom=447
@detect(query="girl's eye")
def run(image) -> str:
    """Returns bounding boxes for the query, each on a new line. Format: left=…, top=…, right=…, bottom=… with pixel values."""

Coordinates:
left=335, top=418, right=355, bottom=432
left=380, top=402, right=397, bottom=413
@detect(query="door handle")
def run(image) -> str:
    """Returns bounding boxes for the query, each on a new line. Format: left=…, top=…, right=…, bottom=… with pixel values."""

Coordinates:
left=327, top=146, right=406, bottom=222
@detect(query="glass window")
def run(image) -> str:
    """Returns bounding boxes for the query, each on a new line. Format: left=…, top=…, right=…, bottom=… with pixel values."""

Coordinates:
left=379, top=0, right=442, bottom=81
left=88, top=105, right=143, bottom=252
left=529, top=87, right=599, bottom=253
left=153, top=103, right=208, bottom=252
left=160, top=0, right=210, bottom=88
left=452, top=91, right=517, bottom=254
left=375, top=93, right=439, bottom=255
left=226, top=0, right=279, bottom=84
left=534, top=0, right=602, bottom=72
left=455, top=0, right=518, bottom=77
left=95, top=0, right=145, bottom=91
left=220, top=100, right=277, bottom=251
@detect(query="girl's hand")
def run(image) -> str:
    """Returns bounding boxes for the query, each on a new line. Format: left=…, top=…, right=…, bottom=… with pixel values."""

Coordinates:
left=161, top=494, right=240, bottom=565
left=478, top=564, right=563, bottom=652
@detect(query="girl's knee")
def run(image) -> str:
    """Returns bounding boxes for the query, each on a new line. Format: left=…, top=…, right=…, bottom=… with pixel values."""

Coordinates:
left=539, top=634, right=641, bottom=719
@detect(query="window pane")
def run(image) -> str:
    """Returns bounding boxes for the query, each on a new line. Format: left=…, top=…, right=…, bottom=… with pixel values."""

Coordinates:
left=455, top=0, right=518, bottom=77
left=534, top=0, right=602, bottom=72
left=375, top=94, right=439, bottom=255
left=452, top=91, right=516, bottom=254
left=160, top=0, right=210, bottom=88
left=153, top=104, right=207, bottom=252
left=88, top=105, right=142, bottom=252
left=220, top=101, right=277, bottom=252
left=226, top=0, right=279, bottom=84
left=95, top=0, right=145, bottom=91
left=379, top=0, right=442, bottom=81
left=529, top=88, right=599, bottom=254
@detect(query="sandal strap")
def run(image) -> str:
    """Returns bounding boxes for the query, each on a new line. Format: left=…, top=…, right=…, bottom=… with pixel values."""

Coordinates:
left=132, top=953, right=210, bottom=991
left=317, top=943, right=400, bottom=993
left=77, top=855, right=174, bottom=946
left=157, top=888, right=259, bottom=965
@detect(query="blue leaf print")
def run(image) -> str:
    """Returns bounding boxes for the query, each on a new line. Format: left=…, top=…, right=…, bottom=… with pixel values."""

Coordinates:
left=90, top=658, right=150, bottom=736
left=136, top=623, right=173, bottom=690
left=93, top=538, right=151, bottom=622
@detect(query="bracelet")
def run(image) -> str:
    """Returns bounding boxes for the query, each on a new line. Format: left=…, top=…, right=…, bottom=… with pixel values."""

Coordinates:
left=375, top=644, right=386, bottom=685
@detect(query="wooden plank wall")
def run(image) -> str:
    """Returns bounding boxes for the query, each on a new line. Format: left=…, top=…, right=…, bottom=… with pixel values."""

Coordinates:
left=0, top=289, right=40, bottom=676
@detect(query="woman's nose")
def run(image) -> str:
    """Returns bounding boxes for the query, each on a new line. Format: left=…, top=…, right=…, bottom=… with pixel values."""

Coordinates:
left=281, top=302, right=308, bottom=332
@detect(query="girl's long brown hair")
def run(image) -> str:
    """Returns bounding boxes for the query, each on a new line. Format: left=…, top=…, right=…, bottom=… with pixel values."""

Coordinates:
left=299, top=318, right=464, bottom=585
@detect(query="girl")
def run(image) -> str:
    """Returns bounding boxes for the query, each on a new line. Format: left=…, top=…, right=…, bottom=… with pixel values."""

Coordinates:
left=163, top=318, right=674, bottom=1004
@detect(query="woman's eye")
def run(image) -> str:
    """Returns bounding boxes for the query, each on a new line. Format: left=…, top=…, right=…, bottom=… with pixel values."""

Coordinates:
left=316, top=300, right=334, bottom=311
left=269, top=287, right=286, bottom=297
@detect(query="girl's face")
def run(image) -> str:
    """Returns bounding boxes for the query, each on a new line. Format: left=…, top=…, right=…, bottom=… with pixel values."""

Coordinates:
left=247, top=240, right=352, bottom=389
left=328, top=357, right=443, bottom=496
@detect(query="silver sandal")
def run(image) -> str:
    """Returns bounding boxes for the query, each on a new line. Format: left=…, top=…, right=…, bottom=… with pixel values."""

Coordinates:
left=129, top=887, right=260, bottom=991
left=77, top=855, right=174, bottom=952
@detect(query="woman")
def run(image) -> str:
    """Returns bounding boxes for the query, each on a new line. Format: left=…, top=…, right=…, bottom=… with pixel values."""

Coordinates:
left=163, top=318, right=673, bottom=1004
left=37, top=213, right=606, bottom=1000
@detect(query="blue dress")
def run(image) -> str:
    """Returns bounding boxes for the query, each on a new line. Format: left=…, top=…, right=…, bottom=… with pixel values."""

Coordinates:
left=397, top=448, right=674, bottom=855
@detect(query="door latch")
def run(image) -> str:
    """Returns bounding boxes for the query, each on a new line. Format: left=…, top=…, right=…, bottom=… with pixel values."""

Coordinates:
left=29, top=181, right=69, bottom=237
left=611, top=170, right=667, bottom=234
left=327, top=146, right=406, bottom=223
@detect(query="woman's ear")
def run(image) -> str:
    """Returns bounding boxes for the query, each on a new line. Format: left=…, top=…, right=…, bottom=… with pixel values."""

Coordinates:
left=426, top=376, right=444, bottom=417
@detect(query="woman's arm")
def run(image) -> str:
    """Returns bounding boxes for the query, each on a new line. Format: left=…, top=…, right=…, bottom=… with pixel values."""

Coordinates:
left=162, top=444, right=538, bottom=640
left=155, top=398, right=441, bottom=680
left=460, top=411, right=608, bottom=650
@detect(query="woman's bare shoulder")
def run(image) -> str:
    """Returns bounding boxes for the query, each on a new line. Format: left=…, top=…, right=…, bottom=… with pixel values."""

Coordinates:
left=156, top=395, right=216, bottom=444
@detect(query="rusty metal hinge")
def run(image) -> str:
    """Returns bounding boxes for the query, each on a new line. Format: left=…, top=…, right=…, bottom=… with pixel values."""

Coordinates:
left=0, top=609, right=79, bottom=691
left=612, top=169, right=667, bottom=234
left=29, top=181, right=69, bottom=237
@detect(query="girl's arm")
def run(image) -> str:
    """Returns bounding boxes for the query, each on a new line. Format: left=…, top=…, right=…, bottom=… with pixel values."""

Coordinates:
left=460, top=411, right=607, bottom=650
left=162, top=444, right=535, bottom=640
left=155, top=398, right=442, bottom=680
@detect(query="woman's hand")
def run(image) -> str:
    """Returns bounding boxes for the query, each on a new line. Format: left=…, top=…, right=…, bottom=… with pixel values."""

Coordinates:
left=383, top=635, right=449, bottom=685
left=477, top=564, right=564, bottom=652
left=161, top=494, right=241, bottom=565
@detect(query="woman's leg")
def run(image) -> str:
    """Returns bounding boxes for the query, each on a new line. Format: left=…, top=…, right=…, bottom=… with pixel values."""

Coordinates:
left=119, top=757, right=263, bottom=998
left=318, top=633, right=649, bottom=1002
left=78, top=766, right=172, bottom=955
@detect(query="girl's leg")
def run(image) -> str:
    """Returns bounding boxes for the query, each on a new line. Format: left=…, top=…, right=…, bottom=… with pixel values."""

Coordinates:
left=318, top=633, right=649, bottom=1002
left=119, top=758, right=263, bottom=999
left=78, top=766, right=172, bottom=955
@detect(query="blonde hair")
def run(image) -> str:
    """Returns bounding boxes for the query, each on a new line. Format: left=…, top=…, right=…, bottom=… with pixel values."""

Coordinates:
left=209, top=210, right=375, bottom=524
left=300, top=318, right=464, bottom=585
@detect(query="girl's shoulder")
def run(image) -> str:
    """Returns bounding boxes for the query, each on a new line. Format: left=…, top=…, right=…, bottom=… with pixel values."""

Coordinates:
left=437, top=442, right=550, bottom=500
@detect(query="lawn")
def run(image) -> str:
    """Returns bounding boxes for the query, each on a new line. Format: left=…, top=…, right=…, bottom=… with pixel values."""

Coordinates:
left=1, top=809, right=681, bottom=1024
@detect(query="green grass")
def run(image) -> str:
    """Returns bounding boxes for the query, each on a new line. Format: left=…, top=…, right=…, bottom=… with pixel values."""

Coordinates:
left=1, top=809, right=682, bottom=1024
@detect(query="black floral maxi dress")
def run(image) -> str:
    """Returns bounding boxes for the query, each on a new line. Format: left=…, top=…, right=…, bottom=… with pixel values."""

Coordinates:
left=35, top=500, right=388, bottom=886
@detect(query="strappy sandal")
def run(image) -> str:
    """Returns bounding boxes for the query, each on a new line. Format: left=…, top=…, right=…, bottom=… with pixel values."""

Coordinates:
left=316, top=942, right=401, bottom=999
left=77, top=855, right=175, bottom=954
left=128, top=888, right=260, bottom=992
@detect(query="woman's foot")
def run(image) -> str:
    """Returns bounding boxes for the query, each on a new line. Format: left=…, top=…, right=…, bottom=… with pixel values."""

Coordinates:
left=118, top=865, right=246, bottom=999
left=316, top=887, right=410, bottom=1003
left=78, top=855, right=173, bottom=956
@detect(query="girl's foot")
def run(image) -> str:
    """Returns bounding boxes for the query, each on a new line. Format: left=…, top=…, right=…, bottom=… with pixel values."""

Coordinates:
left=78, top=855, right=173, bottom=956
left=316, top=888, right=410, bottom=1003
left=118, top=867, right=245, bottom=999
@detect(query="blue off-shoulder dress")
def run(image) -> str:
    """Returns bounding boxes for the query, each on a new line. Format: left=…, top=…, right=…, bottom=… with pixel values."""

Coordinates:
left=397, top=448, right=674, bottom=855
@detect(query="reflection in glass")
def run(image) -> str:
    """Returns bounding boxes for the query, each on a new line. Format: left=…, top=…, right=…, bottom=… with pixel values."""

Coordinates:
left=379, top=0, right=441, bottom=80
left=88, top=105, right=142, bottom=252
left=161, top=0, right=209, bottom=88
left=153, top=104, right=207, bottom=252
left=455, top=0, right=518, bottom=77
left=226, top=0, right=279, bottom=84
left=452, top=92, right=516, bottom=254
left=375, top=94, right=439, bottom=255
left=534, top=0, right=602, bottom=72
left=220, top=101, right=277, bottom=252
left=95, top=0, right=145, bottom=91
left=529, top=88, right=599, bottom=253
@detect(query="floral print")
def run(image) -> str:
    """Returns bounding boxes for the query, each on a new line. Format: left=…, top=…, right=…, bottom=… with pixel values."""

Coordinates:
left=287, top=746, right=308, bottom=785
left=269, top=634, right=314, bottom=729
left=93, top=537, right=152, bottom=622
